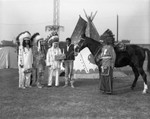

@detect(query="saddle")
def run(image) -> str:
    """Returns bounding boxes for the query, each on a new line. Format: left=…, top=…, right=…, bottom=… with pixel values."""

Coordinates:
left=114, top=42, right=126, bottom=52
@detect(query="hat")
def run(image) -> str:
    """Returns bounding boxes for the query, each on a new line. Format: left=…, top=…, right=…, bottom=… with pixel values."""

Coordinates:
left=35, top=35, right=42, bottom=41
left=50, top=31, right=58, bottom=36
left=23, top=32, right=31, bottom=41
left=53, top=36, right=59, bottom=42
left=18, top=33, right=25, bottom=44
left=31, top=32, right=40, bottom=43
left=103, top=37, right=115, bottom=45
left=100, top=29, right=115, bottom=44
left=16, top=31, right=30, bottom=45
left=34, top=34, right=44, bottom=51
left=49, top=35, right=59, bottom=43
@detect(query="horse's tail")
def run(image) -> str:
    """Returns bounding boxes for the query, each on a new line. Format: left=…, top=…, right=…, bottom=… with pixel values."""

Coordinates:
left=144, top=48, right=150, bottom=73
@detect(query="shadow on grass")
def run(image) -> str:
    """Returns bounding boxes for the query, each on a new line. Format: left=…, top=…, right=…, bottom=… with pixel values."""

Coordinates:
left=74, top=79, right=99, bottom=88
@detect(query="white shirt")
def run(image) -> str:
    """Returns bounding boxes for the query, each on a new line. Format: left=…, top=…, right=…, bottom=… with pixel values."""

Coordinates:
left=23, top=47, right=33, bottom=70
left=67, top=44, right=71, bottom=51
left=46, top=46, right=61, bottom=69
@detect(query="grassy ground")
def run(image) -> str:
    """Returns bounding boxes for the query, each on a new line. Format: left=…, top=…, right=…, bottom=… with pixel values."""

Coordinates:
left=0, top=69, right=150, bottom=119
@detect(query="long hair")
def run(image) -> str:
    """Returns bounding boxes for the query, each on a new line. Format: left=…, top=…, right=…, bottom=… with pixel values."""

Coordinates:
left=23, top=40, right=32, bottom=48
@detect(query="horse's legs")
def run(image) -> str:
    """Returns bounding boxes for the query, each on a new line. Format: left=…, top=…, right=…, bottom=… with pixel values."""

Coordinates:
left=98, top=66, right=101, bottom=90
left=137, top=67, right=148, bottom=94
left=131, top=65, right=139, bottom=90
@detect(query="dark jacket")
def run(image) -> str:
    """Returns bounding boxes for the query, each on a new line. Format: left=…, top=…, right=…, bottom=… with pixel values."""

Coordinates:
left=64, top=44, right=75, bottom=60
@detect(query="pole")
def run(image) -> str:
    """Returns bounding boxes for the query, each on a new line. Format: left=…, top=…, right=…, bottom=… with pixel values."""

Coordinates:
left=117, top=14, right=119, bottom=42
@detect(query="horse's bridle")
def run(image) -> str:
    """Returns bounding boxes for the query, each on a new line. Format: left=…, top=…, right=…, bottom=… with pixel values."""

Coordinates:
left=76, top=38, right=85, bottom=52
left=76, top=37, right=102, bottom=61
left=93, top=46, right=102, bottom=59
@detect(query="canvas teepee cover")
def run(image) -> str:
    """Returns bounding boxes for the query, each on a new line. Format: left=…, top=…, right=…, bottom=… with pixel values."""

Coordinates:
left=71, top=16, right=87, bottom=44
left=85, top=17, right=100, bottom=41
left=71, top=14, right=100, bottom=74
left=0, top=47, right=18, bottom=69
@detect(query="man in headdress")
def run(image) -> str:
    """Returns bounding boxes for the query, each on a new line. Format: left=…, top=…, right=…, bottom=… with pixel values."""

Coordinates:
left=17, top=32, right=25, bottom=89
left=17, top=31, right=31, bottom=89
left=22, top=32, right=33, bottom=88
left=100, top=29, right=115, bottom=46
left=99, top=33, right=116, bottom=94
left=46, top=36, right=62, bottom=87
left=31, top=33, right=45, bottom=88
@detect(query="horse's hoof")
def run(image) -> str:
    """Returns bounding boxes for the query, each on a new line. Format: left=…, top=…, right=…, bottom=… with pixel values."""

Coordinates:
left=142, top=92, right=146, bottom=94
left=142, top=90, right=147, bottom=94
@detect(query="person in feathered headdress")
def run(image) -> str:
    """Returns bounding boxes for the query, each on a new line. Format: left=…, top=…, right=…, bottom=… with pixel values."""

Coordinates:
left=46, top=35, right=62, bottom=87
left=100, top=29, right=115, bottom=46
left=16, top=31, right=31, bottom=89
left=99, top=31, right=116, bottom=94
left=22, top=32, right=33, bottom=88
left=47, top=31, right=59, bottom=48
left=30, top=33, right=45, bottom=88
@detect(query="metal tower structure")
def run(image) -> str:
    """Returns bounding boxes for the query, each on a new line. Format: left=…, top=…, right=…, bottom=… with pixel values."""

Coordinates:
left=53, top=0, right=59, bottom=27
left=45, top=0, right=64, bottom=35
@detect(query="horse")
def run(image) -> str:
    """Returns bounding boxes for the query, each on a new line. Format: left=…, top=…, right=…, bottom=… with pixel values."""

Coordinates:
left=75, top=34, right=150, bottom=94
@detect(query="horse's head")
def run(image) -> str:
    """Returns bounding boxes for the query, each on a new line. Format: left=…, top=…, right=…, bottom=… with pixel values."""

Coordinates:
left=74, top=34, right=88, bottom=54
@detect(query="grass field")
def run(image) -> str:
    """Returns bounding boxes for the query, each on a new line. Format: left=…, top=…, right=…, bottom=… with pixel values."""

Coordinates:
left=0, top=69, right=150, bottom=119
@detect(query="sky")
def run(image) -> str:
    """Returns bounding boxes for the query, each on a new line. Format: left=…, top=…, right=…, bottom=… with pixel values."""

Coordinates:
left=0, top=0, right=149, bottom=44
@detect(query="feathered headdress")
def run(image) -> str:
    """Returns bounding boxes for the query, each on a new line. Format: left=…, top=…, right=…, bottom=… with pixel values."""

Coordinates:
left=30, top=32, right=40, bottom=43
left=23, top=32, right=31, bottom=40
left=31, top=33, right=43, bottom=51
left=16, top=31, right=31, bottom=46
left=100, top=29, right=115, bottom=45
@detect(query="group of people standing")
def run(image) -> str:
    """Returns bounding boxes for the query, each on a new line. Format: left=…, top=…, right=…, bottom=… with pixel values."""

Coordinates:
left=16, top=30, right=116, bottom=95
left=17, top=31, right=75, bottom=89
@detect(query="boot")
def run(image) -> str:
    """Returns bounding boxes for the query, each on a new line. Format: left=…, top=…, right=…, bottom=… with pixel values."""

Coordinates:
left=70, top=81, right=75, bottom=88
left=63, top=78, right=69, bottom=88
left=37, top=82, right=42, bottom=88
left=63, top=82, right=68, bottom=88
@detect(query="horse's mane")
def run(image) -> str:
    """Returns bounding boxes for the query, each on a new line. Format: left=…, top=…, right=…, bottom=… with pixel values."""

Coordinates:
left=83, top=35, right=101, bottom=45
left=81, top=35, right=102, bottom=57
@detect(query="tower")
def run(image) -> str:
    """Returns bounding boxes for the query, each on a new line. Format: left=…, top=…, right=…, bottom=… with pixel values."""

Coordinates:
left=53, top=0, right=59, bottom=27
left=45, top=0, right=64, bottom=36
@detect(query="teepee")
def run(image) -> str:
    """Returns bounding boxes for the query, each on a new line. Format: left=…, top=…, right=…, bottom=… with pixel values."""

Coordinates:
left=71, top=11, right=100, bottom=43
left=0, top=47, right=18, bottom=69
left=71, top=16, right=87, bottom=44
left=71, top=11, right=100, bottom=74
left=84, top=10, right=100, bottom=41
